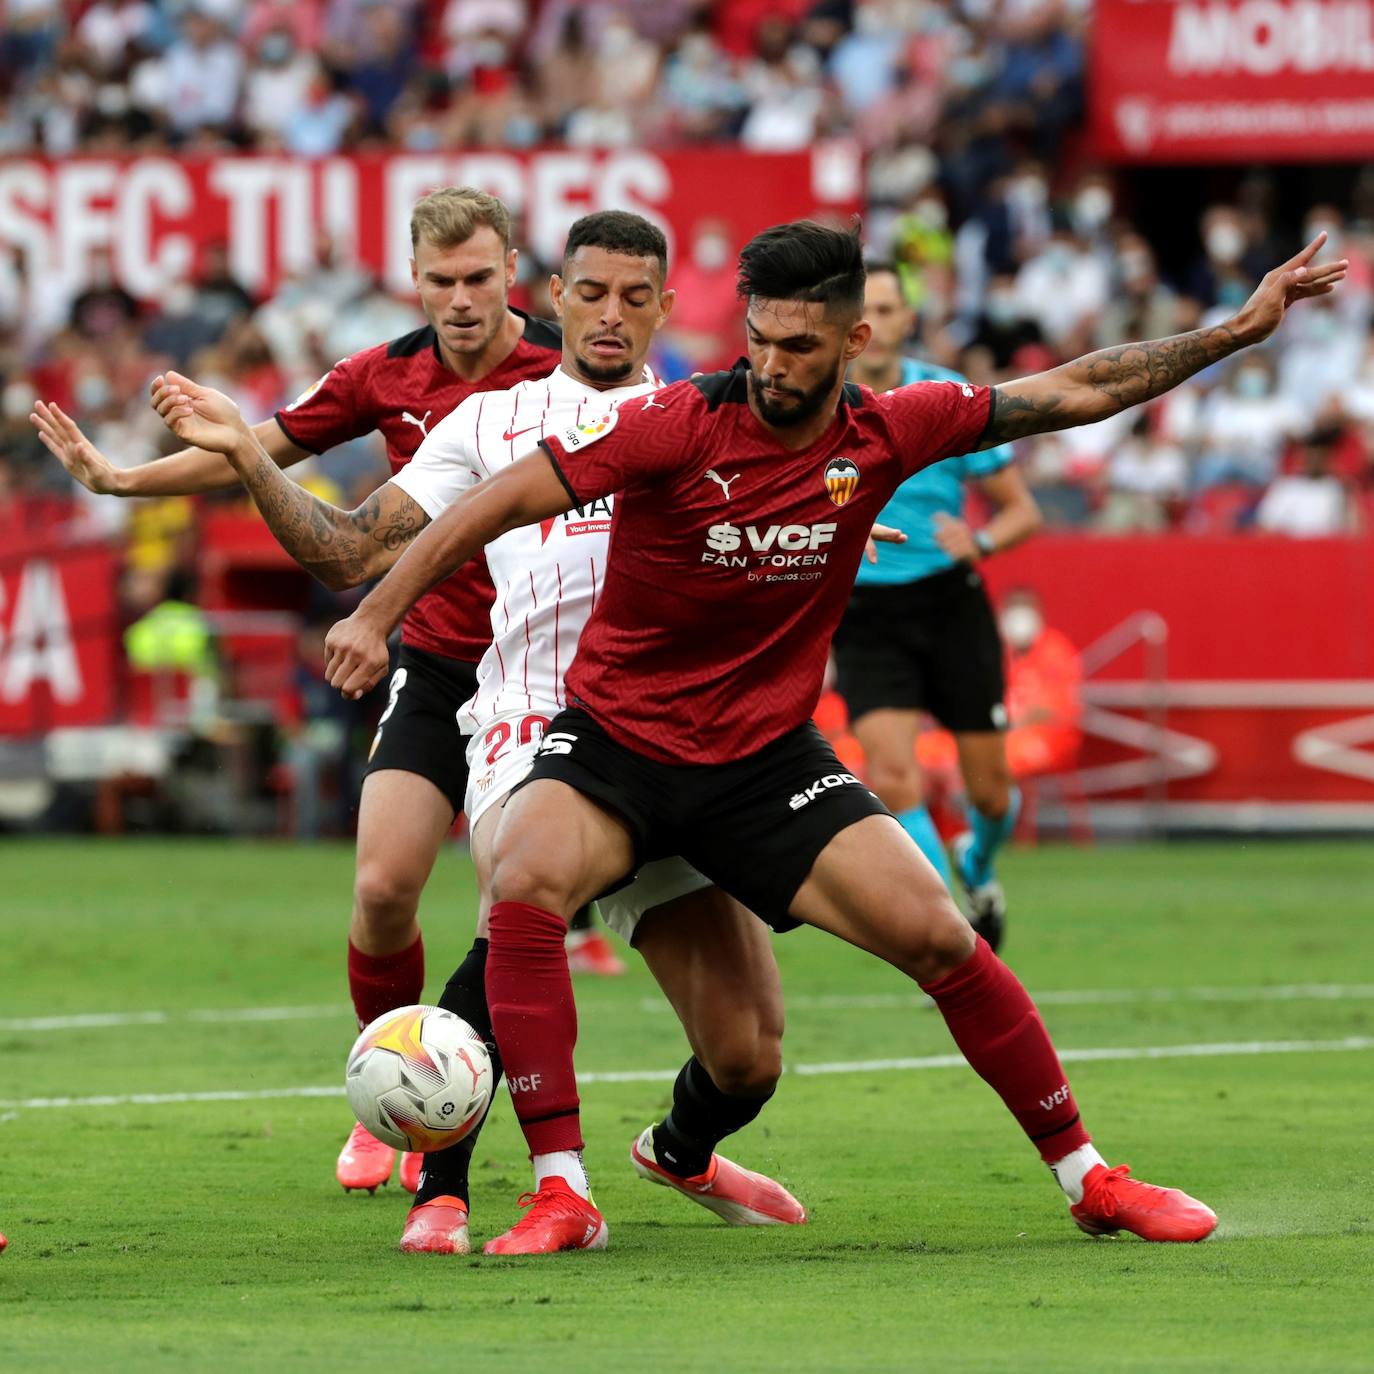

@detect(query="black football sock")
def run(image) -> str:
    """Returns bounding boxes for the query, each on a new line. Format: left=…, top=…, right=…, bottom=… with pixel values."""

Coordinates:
left=568, top=904, right=594, bottom=933
left=651, top=1056, right=775, bottom=1179
left=413, top=938, right=503, bottom=1208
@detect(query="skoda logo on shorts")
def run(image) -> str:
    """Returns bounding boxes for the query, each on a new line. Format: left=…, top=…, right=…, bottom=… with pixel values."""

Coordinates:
left=823, top=457, right=860, bottom=507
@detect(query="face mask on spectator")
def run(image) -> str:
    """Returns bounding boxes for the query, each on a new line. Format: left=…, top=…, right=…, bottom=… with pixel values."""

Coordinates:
left=1304, top=221, right=1341, bottom=254
left=1010, top=176, right=1048, bottom=210
left=1073, top=186, right=1112, bottom=233
left=75, top=374, right=112, bottom=412
left=1234, top=367, right=1269, bottom=399
left=693, top=232, right=731, bottom=272
left=1042, top=241, right=1074, bottom=271
left=473, top=37, right=511, bottom=66
left=1001, top=606, right=1042, bottom=650
left=1206, top=223, right=1245, bottom=265
left=259, top=32, right=293, bottom=64
left=986, top=291, right=1021, bottom=326
left=912, top=197, right=948, bottom=231
left=1119, top=249, right=1153, bottom=286
left=2, top=381, right=37, bottom=422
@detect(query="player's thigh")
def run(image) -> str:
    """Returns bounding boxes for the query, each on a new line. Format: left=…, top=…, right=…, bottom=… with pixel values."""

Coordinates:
left=355, top=768, right=457, bottom=906
left=488, top=778, right=637, bottom=917
left=790, top=813, right=973, bottom=983
left=636, top=884, right=784, bottom=1084
left=953, top=730, right=1012, bottom=812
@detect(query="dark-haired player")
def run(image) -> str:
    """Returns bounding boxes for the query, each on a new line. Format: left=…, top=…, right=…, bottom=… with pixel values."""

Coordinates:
left=328, top=223, right=1338, bottom=1254
left=838, top=262, right=1042, bottom=948
left=33, top=187, right=565, bottom=1196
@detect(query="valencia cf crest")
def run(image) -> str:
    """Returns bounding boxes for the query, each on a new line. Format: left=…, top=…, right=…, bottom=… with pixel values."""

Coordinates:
left=823, top=457, right=860, bottom=507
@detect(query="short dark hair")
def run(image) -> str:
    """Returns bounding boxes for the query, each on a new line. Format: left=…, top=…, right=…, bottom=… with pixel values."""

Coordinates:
left=863, top=259, right=902, bottom=286
left=736, top=219, right=866, bottom=314
left=563, top=211, right=668, bottom=279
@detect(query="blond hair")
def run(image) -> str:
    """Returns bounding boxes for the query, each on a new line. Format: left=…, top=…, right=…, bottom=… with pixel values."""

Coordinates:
left=410, top=187, right=512, bottom=253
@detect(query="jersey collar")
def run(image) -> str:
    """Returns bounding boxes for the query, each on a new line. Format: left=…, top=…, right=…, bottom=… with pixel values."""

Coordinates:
left=544, top=362, right=659, bottom=401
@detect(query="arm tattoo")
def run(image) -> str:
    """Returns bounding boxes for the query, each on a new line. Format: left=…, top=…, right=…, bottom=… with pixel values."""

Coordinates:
left=985, top=323, right=1244, bottom=443
left=243, top=452, right=428, bottom=589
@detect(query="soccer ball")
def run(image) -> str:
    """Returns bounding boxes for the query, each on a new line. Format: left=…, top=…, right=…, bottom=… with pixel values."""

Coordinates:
left=345, top=1005, right=493, bottom=1152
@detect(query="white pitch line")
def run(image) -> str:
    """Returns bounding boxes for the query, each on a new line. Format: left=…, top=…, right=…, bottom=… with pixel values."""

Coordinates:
left=638, top=983, right=1374, bottom=1014
left=7, top=983, right=1374, bottom=1036
left=1, top=1035, right=1370, bottom=1112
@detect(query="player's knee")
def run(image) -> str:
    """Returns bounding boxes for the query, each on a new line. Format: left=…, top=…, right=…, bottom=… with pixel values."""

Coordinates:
left=489, top=847, right=577, bottom=916
left=866, top=757, right=923, bottom=812
left=353, top=860, right=423, bottom=928
left=886, top=894, right=976, bottom=984
left=699, top=1031, right=782, bottom=1098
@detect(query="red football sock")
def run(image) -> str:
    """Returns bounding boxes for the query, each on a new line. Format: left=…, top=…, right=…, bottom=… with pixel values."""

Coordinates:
left=347, top=934, right=424, bottom=1029
left=486, top=900, right=583, bottom=1156
left=921, top=936, right=1091, bottom=1162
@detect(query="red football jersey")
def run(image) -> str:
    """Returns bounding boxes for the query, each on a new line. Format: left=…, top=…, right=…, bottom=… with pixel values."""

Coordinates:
left=540, top=363, right=992, bottom=763
left=275, top=312, right=562, bottom=662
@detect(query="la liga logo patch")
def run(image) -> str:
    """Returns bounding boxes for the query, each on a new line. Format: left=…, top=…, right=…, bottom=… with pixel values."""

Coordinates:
left=562, top=408, right=619, bottom=449
left=823, top=457, right=860, bottom=507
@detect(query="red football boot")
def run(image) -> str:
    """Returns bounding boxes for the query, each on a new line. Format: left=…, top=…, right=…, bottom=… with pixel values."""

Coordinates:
left=336, top=1122, right=394, bottom=1193
left=482, top=1177, right=608, bottom=1255
left=630, top=1126, right=806, bottom=1226
left=565, top=929, right=627, bottom=976
left=399, top=1197, right=470, bottom=1254
left=399, top=1151, right=423, bottom=1194
left=1071, top=1164, right=1218, bottom=1242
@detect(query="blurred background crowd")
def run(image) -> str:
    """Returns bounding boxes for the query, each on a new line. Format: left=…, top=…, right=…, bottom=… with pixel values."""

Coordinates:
left=6, top=0, right=1374, bottom=544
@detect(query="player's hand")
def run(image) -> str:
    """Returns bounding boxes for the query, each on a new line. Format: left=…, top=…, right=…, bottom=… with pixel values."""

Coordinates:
left=864, top=522, right=907, bottom=565
left=29, top=401, right=129, bottom=495
left=324, top=612, right=390, bottom=700
left=1230, top=233, right=1348, bottom=345
left=934, top=513, right=979, bottom=562
left=149, top=371, right=250, bottom=457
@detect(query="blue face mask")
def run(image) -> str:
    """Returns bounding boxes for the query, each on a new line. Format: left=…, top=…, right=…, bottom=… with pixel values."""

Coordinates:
left=1234, top=369, right=1268, bottom=399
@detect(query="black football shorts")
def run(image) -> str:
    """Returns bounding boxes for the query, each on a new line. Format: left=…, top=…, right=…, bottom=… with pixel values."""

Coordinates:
left=832, top=565, right=1007, bottom=733
left=363, top=644, right=477, bottom=815
left=516, top=707, right=892, bottom=931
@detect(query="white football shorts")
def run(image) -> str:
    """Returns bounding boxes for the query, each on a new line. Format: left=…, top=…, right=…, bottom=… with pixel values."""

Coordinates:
left=463, top=708, right=712, bottom=945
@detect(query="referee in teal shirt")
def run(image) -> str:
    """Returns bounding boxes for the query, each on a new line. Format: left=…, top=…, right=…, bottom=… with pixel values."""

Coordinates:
left=833, top=264, right=1042, bottom=950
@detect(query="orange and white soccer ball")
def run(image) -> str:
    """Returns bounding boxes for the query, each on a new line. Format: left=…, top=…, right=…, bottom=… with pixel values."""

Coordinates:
left=345, top=1005, right=493, bottom=1152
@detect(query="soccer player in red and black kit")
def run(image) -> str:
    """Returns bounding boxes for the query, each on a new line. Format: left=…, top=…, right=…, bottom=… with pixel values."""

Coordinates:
left=330, top=222, right=1341, bottom=1255
left=31, top=187, right=563, bottom=1195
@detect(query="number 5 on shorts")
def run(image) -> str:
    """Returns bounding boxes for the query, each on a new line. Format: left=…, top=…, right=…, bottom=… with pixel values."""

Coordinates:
left=537, top=732, right=578, bottom=757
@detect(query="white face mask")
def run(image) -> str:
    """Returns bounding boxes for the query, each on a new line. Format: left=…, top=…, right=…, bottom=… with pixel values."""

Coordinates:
left=1206, top=222, right=1245, bottom=265
left=1073, top=186, right=1112, bottom=232
left=1000, top=605, right=1043, bottom=650
left=693, top=233, right=730, bottom=272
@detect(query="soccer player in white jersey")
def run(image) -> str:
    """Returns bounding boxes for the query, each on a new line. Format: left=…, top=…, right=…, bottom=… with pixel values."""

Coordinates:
left=145, top=211, right=807, bottom=1254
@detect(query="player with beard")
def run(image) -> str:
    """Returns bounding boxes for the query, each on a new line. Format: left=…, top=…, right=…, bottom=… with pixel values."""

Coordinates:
left=141, top=212, right=809, bottom=1254
left=316, top=222, right=1344, bottom=1254
left=31, top=187, right=569, bottom=1197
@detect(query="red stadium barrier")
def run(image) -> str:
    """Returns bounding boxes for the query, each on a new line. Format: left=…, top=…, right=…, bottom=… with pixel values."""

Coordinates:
left=984, top=535, right=1374, bottom=828
left=1090, top=0, right=1374, bottom=162
left=0, top=506, right=120, bottom=735
left=0, top=147, right=863, bottom=301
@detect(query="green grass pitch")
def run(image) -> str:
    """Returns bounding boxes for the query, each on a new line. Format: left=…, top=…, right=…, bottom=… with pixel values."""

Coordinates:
left=2, top=837, right=1372, bottom=1372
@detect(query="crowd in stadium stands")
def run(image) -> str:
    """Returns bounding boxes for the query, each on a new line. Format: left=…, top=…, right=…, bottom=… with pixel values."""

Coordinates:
left=4, top=0, right=1374, bottom=550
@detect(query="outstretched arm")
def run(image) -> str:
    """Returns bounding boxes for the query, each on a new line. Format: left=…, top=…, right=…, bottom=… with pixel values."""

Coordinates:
left=31, top=401, right=306, bottom=496
left=324, top=453, right=576, bottom=698
left=148, top=371, right=428, bottom=589
left=980, top=234, right=1347, bottom=447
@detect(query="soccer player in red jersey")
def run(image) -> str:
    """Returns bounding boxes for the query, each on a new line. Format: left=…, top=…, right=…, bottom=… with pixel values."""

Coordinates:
left=335, top=224, right=1339, bottom=1253
left=31, top=188, right=564, bottom=1195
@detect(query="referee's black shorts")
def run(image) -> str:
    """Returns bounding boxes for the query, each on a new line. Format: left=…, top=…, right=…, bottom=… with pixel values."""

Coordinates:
left=363, top=644, right=477, bottom=815
left=832, top=565, right=1007, bottom=734
left=516, top=707, right=892, bottom=932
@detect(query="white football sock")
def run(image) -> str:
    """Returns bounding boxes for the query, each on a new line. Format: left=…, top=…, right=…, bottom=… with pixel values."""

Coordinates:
left=1048, top=1143, right=1107, bottom=1204
left=533, top=1150, right=589, bottom=1199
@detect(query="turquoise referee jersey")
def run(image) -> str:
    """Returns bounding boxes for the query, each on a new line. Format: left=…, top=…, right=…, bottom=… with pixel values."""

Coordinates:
left=855, top=357, right=1015, bottom=587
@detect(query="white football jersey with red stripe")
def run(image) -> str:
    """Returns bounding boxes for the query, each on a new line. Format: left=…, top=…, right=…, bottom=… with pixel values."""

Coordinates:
left=390, top=364, right=660, bottom=731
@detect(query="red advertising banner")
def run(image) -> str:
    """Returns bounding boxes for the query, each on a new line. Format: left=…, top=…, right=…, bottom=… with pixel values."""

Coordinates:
left=0, top=147, right=863, bottom=302
left=1090, top=0, right=1374, bottom=162
left=0, top=534, right=121, bottom=735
